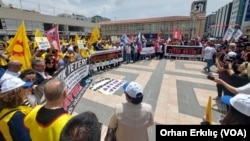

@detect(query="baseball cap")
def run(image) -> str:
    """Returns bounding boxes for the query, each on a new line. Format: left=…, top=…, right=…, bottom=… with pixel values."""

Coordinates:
left=227, top=51, right=237, bottom=58
left=68, top=46, right=74, bottom=52
left=1, top=77, right=33, bottom=93
left=221, top=94, right=250, bottom=117
left=123, top=81, right=143, bottom=98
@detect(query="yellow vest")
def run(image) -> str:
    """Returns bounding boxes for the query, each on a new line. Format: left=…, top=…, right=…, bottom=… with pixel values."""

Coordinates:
left=24, top=105, right=72, bottom=141
left=0, top=58, right=7, bottom=66
left=0, top=106, right=32, bottom=141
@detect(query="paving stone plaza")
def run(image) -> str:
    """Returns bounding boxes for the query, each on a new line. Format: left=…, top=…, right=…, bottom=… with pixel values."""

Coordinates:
left=72, top=58, right=221, bottom=140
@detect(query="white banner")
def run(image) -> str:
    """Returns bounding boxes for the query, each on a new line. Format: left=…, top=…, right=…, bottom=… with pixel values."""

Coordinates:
left=89, top=78, right=126, bottom=95
left=233, top=29, right=243, bottom=41
left=140, top=47, right=155, bottom=55
left=77, top=40, right=85, bottom=49
left=223, top=27, right=235, bottom=41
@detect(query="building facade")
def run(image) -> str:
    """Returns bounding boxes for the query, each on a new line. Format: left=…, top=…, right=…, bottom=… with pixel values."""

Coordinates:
left=203, top=13, right=216, bottom=38
left=229, top=0, right=247, bottom=28
left=0, top=7, right=98, bottom=41
left=242, top=0, right=250, bottom=38
left=100, top=16, right=206, bottom=41
left=100, top=0, right=206, bottom=41
left=212, top=2, right=232, bottom=39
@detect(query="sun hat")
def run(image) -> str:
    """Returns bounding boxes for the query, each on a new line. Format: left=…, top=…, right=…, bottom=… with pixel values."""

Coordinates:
left=123, top=81, right=143, bottom=98
left=221, top=94, right=250, bottom=117
left=1, top=77, right=33, bottom=93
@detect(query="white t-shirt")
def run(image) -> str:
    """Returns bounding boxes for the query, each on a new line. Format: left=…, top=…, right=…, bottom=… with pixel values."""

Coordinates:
left=204, top=46, right=216, bottom=59
left=0, top=70, right=20, bottom=86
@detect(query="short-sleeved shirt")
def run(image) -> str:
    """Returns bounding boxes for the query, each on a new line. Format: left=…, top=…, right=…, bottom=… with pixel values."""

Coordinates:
left=236, top=83, right=250, bottom=94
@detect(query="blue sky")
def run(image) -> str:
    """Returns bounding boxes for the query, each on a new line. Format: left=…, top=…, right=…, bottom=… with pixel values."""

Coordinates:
left=2, top=0, right=233, bottom=20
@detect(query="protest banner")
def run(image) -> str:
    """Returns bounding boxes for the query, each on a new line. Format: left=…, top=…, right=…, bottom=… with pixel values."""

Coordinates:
left=140, top=47, right=155, bottom=55
left=223, top=27, right=235, bottom=41
left=164, top=45, right=203, bottom=59
left=35, top=37, right=51, bottom=50
left=89, top=49, right=123, bottom=70
left=90, top=78, right=126, bottom=95
left=46, top=26, right=61, bottom=51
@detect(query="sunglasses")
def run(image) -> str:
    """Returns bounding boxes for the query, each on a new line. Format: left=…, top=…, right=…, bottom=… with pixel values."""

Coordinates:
left=47, top=62, right=55, bottom=64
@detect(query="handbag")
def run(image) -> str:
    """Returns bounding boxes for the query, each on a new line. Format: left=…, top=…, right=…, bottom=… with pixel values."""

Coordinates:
left=104, top=127, right=117, bottom=141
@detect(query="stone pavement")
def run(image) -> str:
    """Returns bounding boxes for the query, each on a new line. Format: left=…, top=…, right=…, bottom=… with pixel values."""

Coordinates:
left=73, top=58, right=223, bottom=141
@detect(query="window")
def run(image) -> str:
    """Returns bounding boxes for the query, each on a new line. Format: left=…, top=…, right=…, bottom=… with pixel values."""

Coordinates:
left=245, top=2, right=250, bottom=21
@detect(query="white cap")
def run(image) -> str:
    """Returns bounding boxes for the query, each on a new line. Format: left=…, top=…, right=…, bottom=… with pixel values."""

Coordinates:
left=123, top=81, right=143, bottom=98
left=68, top=45, right=74, bottom=52
left=227, top=51, right=237, bottom=58
left=1, top=77, right=33, bottom=93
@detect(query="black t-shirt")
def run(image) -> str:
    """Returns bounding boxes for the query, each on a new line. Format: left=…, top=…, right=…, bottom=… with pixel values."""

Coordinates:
left=36, top=106, right=68, bottom=126
left=229, top=74, right=250, bottom=87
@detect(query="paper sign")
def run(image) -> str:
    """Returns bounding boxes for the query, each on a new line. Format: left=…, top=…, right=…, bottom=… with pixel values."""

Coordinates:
left=35, top=37, right=51, bottom=50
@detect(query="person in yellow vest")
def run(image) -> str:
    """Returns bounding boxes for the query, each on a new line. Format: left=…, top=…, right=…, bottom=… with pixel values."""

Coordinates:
left=0, top=54, right=9, bottom=69
left=0, top=77, right=33, bottom=141
left=24, top=78, right=72, bottom=141
left=65, top=46, right=76, bottom=62
left=0, top=45, right=9, bottom=69
left=32, top=48, right=47, bottom=60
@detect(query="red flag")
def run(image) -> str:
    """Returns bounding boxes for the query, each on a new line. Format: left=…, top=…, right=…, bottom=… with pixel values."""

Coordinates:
left=46, top=26, right=61, bottom=52
left=177, top=29, right=182, bottom=40
left=130, top=33, right=134, bottom=43
left=197, top=35, right=201, bottom=42
left=157, top=32, right=161, bottom=43
left=173, top=26, right=178, bottom=39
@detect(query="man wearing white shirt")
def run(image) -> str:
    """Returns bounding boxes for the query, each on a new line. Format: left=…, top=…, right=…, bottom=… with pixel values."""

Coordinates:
left=203, top=42, right=216, bottom=72
left=0, top=60, right=22, bottom=86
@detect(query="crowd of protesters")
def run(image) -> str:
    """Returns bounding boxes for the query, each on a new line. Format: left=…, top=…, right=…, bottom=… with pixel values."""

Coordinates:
left=0, top=37, right=156, bottom=141
left=201, top=35, right=250, bottom=125
left=1, top=33, right=250, bottom=141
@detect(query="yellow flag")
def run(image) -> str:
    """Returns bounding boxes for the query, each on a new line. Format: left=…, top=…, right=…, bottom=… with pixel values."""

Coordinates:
left=88, top=26, right=100, bottom=45
left=82, top=37, right=87, bottom=43
left=80, top=49, right=89, bottom=58
left=74, top=33, right=80, bottom=46
left=88, top=45, right=95, bottom=54
left=61, top=37, right=66, bottom=45
left=205, top=96, right=212, bottom=124
left=35, top=28, right=42, bottom=37
left=33, top=28, right=42, bottom=49
left=7, top=21, right=32, bottom=71
left=103, top=43, right=110, bottom=50
left=7, top=37, right=13, bottom=44
left=68, top=38, right=72, bottom=45
left=34, top=28, right=43, bottom=48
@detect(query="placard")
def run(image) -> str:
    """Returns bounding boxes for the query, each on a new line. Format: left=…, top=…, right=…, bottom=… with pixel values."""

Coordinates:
left=35, top=37, right=51, bottom=50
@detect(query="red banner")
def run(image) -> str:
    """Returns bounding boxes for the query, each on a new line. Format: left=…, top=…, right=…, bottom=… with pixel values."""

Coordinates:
left=46, top=26, right=61, bottom=52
